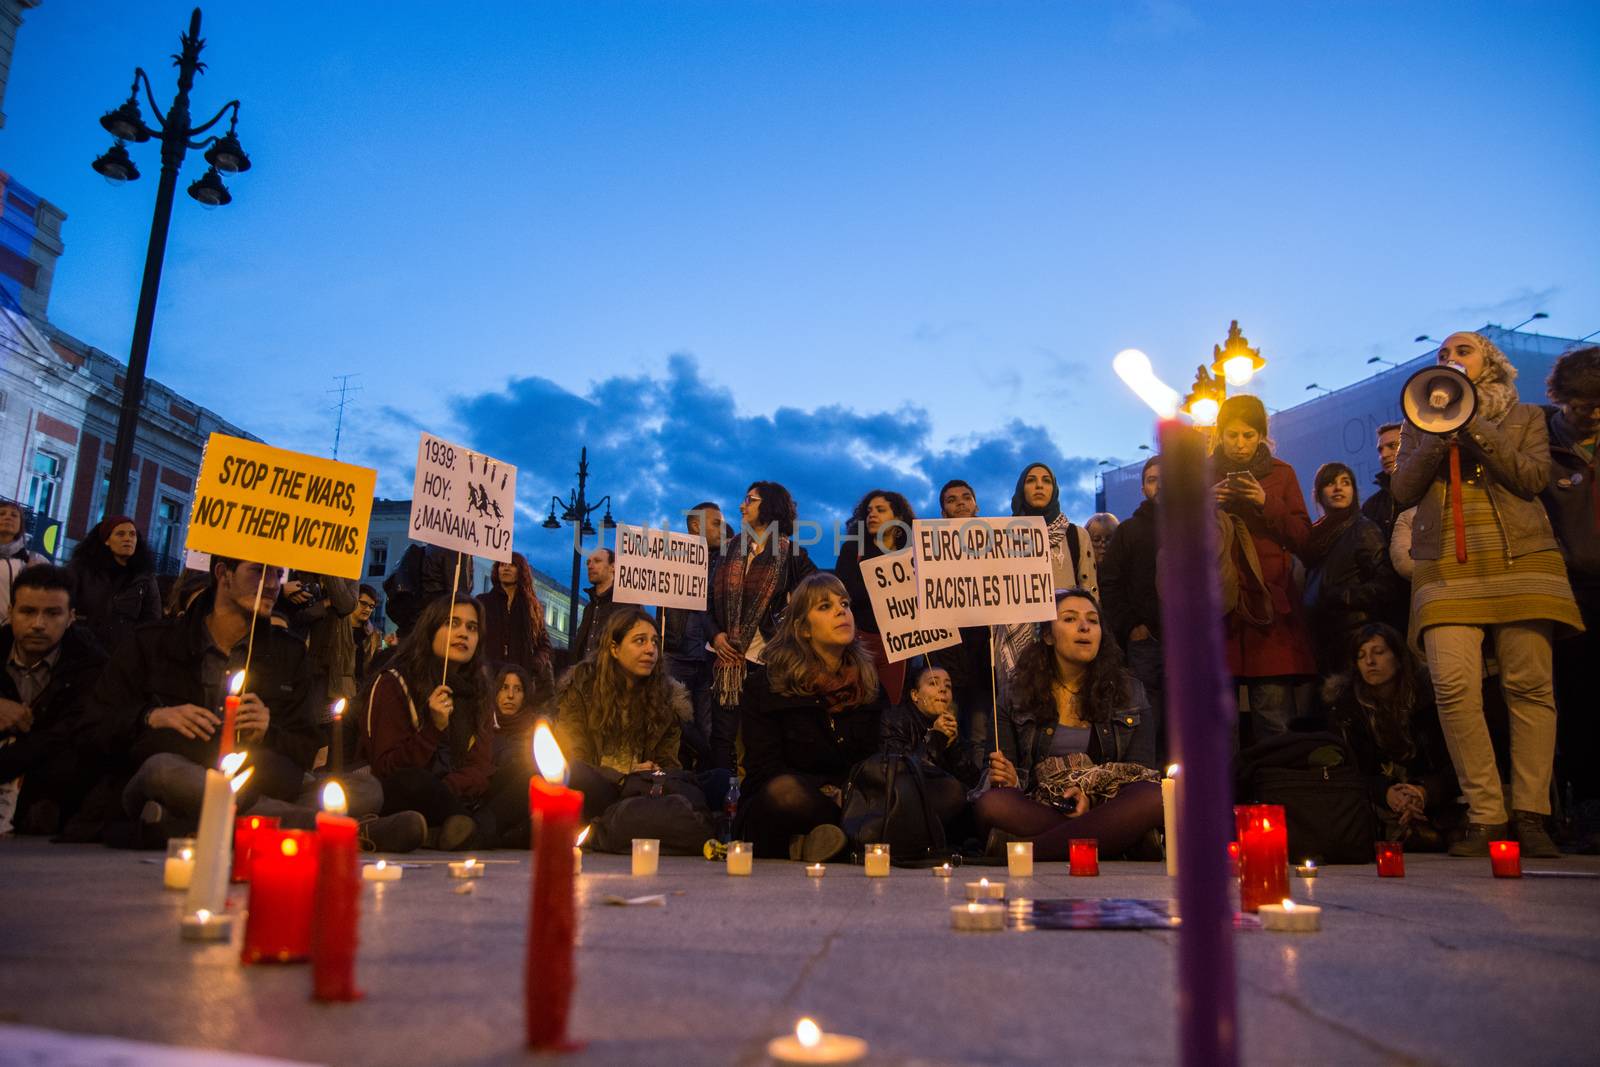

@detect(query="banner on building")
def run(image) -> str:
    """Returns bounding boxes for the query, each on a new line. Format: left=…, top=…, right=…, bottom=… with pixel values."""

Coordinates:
left=910, top=516, right=1056, bottom=628
left=612, top=522, right=710, bottom=610
left=185, top=434, right=376, bottom=580
left=861, top=548, right=960, bottom=663
left=408, top=432, right=517, bottom=562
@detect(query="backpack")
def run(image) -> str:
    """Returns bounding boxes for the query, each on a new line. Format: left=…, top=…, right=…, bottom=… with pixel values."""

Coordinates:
left=1236, top=731, right=1375, bottom=864
left=840, top=752, right=951, bottom=865
left=381, top=544, right=427, bottom=634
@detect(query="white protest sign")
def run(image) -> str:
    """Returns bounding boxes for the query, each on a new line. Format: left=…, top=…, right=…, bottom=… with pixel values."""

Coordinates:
left=409, top=432, right=517, bottom=562
left=911, top=516, right=1056, bottom=628
left=861, top=548, right=960, bottom=663
left=612, top=522, right=710, bottom=610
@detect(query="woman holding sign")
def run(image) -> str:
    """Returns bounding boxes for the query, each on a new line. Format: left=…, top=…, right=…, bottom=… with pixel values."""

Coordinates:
left=976, top=589, right=1163, bottom=862
left=834, top=489, right=917, bottom=705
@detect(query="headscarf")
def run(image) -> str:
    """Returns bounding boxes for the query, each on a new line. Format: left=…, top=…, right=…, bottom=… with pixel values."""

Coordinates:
left=1459, top=332, right=1519, bottom=423
left=1010, top=463, right=1061, bottom=522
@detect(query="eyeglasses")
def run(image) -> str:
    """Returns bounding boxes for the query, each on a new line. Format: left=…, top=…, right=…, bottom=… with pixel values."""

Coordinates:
left=357, top=600, right=377, bottom=610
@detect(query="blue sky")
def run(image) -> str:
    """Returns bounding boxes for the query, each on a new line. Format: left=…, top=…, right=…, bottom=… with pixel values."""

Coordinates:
left=7, top=1, right=1598, bottom=573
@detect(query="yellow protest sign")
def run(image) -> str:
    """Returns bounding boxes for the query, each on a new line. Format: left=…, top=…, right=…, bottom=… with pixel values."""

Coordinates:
left=185, top=434, right=376, bottom=580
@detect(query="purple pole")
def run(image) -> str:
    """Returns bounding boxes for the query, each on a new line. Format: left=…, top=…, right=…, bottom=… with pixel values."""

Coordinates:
left=1156, top=418, right=1239, bottom=1066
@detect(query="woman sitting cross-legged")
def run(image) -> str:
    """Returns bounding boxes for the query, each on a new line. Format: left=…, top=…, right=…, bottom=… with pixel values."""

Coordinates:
left=975, top=588, right=1164, bottom=861
left=737, top=573, right=886, bottom=861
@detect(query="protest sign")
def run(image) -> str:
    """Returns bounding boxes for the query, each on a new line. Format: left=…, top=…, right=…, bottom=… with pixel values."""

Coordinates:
left=612, top=523, right=710, bottom=611
left=861, top=548, right=960, bottom=663
left=910, top=516, right=1056, bottom=629
left=186, top=434, right=376, bottom=580
left=408, top=432, right=517, bottom=562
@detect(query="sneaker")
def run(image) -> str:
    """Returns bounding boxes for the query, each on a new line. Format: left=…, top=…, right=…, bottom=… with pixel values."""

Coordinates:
left=359, top=811, right=426, bottom=854
left=437, top=814, right=476, bottom=851
left=1512, top=810, right=1561, bottom=859
left=798, top=825, right=847, bottom=863
left=1448, top=822, right=1509, bottom=857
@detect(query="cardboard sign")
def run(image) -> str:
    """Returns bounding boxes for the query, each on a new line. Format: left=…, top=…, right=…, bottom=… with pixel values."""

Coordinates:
left=612, top=523, right=710, bottom=610
left=185, top=434, right=376, bottom=580
left=911, top=516, right=1056, bottom=628
left=861, top=548, right=960, bottom=663
left=408, top=432, right=517, bottom=562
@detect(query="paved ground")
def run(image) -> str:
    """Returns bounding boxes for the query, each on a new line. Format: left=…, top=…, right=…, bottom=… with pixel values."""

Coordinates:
left=2, top=841, right=1597, bottom=1066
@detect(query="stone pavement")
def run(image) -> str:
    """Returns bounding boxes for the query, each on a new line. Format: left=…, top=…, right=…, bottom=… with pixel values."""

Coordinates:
left=2, top=840, right=1597, bottom=1066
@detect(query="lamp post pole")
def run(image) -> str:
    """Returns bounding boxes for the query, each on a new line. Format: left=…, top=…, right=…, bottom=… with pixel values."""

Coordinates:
left=543, top=448, right=615, bottom=651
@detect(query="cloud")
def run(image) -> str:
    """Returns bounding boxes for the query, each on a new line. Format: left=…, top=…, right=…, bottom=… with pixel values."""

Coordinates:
left=1448, top=286, right=1562, bottom=320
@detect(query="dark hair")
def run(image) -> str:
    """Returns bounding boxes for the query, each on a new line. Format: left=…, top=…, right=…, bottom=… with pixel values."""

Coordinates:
left=11, top=563, right=72, bottom=607
left=1548, top=346, right=1600, bottom=405
left=1313, top=462, right=1360, bottom=508
left=70, top=516, right=155, bottom=576
left=590, top=547, right=614, bottom=563
left=1141, top=456, right=1161, bottom=478
left=939, top=479, right=976, bottom=506
left=1347, top=623, right=1424, bottom=762
left=566, top=606, right=676, bottom=759
left=690, top=500, right=720, bottom=513
left=1216, top=394, right=1269, bottom=437
left=388, top=596, right=489, bottom=761
left=164, top=568, right=211, bottom=617
left=849, top=489, right=916, bottom=551
left=745, top=481, right=798, bottom=537
left=491, top=663, right=536, bottom=727
left=1007, top=588, right=1132, bottom=726
left=358, top=584, right=379, bottom=602
left=0, top=499, right=24, bottom=521
left=1377, top=421, right=1403, bottom=438
left=500, top=552, right=551, bottom=652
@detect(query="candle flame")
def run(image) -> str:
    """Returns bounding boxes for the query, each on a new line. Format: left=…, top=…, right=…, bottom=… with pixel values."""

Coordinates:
left=180, top=847, right=193, bottom=861
left=375, top=860, right=388, bottom=871
left=1281, top=899, right=1296, bottom=912
left=979, top=877, right=989, bottom=887
left=796, top=1018, right=821, bottom=1048
left=228, top=671, right=245, bottom=696
left=576, top=825, right=591, bottom=847
left=322, top=780, right=348, bottom=815
left=1166, top=763, right=1180, bottom=778
left=196, top=909, right=211, bottom=922
left=532, top=721, right=567, bottom=784
left=229, top=767, right=253, bottom=794
left=464, top=858, right=477, bottom=870
left=1304, top=859, right=1316, bottom=869
left=282, top=837, right=299, bottom=857
left=220, top=751, right=247, bottom=777
left=1113, top=348, right=1181, bottom=419
left=331, top=697, right=347, bottom=720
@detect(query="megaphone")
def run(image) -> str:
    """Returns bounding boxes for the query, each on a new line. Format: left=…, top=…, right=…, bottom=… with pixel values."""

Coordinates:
left=1401, top=363, right=1477, bottom=435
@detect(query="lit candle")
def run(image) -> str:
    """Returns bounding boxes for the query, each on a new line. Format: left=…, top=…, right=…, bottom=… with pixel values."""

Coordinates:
left=950, top=902, right=1006, bottom=932
left=726, top=841, right=754, bottom=876
left=361, top=860, right=402, bottom=883
left=164, top=838, right=196, bottom=890
left=448, top=858, right=486, bottom=879
left=767, top=1017, right=868, bottom=1064
left=329, top=697, right=347, bottom=776
left=1162, top=764, right=1180, bottom=876
left=1234, top=804, right=1290, bottom=912
left=932, top=863, right=954, bottom=878
left=805, top=863, right=826, bottom=878
left=631, top=839, right=660, bottom=876
left=1294, top=860, right=1319, bottom=879
left=184, top=753, right=250, bottom=928
left=1374, top=840, right=1406, bottom=878
left=863, top=843, right=891, bottom=877
left=180, top=907, right=234, bottom=942
left=232, top=813, right=280, bottom=884
left=220, top=670, right=245, bottom=757
left=241, top=829, right=320, bottom=964
left=526, top=721, right=582, bottom=1051
left=312, top=781, right=363, bottom=1001
left=1069, top=838, right=1100, bottom=876
left=965, top=878, right=1006, bottom=901
left=1490, top=840, right=1521, bottom=879
left=1006, top=840, right=1034, bottom=878
left=1257, top=898, right=1321, bottom=933
left=573, top=825, right=590, bottom=875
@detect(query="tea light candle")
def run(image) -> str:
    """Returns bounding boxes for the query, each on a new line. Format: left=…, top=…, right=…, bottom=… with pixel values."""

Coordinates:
left=863, top=844, right=891, bottom=877
left=1257, top=898, right=1321, bottom=933
left=965, top=878, right=1006, bottom=901
left=950, top=902, right=1006, bottom=932
left=726, top=841, right=754, bottom=876
left=361, top=860, right=402, bottom=882
left=164, top=838, right=196, bottom=890
left=1069, top=839, right=1100, bottom=876
left=767, top=1017, right=868, bottom=1064
left=1294, top=860, right=1318, bottom=879
left=1006, top=841, right=1034, bottom=877
left=1375, top=841, right=1405, bottom=878
left=805, top=863, right=826, bottom=878
left=932, top=863, right=954, bottom=878
left=180, top=907, right=235, bottom=942
left=573, top=825, right=591, bottom=876
left=1490, top=840, right=1521, bottom=878
left=448, top=858, right=485, bottom=879
left=632, top=838, right=660, bottom=876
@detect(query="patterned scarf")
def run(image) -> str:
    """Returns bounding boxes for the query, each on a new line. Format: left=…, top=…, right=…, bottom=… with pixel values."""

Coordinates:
left=808, top=662, right=866, bottom=713
left=713, top=532, right=790, bottom=707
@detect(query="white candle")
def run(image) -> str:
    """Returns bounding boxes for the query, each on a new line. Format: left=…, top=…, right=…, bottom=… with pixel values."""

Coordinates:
left=863, top=844, right=891, bottom=877
left=1258, top=899, right=1321, bottom=933
left=950, top=902, right=1006, bottom=932
left=1006, top=841, right=1034, bottom=878
left=448, top=858, right=485, bottom=879
left=805, top=863, right=827, bottom=878
left=965, top=878, right=1006, bottom=901
left=767, top=1017, right=868, bottom=1064
left=932, top=863, right=954, bottom=878
left=163, top=839, right=196, bottom=890
left=362, top=860, right=403, bottom=882
left=1162, top=764, right=1180, bottom=877
left=179, top=907, right=235, bottom=942
left=726, top=841, right=754, bottom=876
left=574, top=825, right=591, bottom=875
left=632, top=838, right=660, bottom=876
left=183, top=753, right=250, bottom=925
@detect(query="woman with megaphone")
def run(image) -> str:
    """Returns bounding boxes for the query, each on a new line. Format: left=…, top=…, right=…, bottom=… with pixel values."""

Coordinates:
left=1391, top=331, right=1583, bottom=859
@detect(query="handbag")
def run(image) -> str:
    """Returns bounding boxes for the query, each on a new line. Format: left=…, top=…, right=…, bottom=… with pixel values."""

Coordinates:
left=591, top=771, right=714, bottom=856
left=840, top=752, right=951, bottom=865
left=1237, top=732, right=1375, bottom=864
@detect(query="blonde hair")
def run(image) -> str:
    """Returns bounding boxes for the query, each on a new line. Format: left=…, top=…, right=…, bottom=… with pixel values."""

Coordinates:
left=761, top=573, right=878, bottom=701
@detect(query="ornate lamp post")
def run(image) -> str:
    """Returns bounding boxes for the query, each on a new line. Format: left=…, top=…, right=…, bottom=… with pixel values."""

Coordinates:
left=1183, top=320, right=1267, bottom=427
left=542, top=448, right=616, bottom=645
left=90, top=8, right=252, bottom=517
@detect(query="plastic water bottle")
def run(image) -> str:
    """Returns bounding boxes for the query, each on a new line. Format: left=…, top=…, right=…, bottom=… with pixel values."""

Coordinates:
left=719, top=777, right=740, bottom=844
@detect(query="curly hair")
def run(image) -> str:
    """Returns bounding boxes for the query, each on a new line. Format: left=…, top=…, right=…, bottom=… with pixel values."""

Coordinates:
left=499, top=551, right=552, bottom=653
left=70, top=516, right=155, bottom=576
left=761, top=573, right=878, bottom=702
left=563, top=606, right=676, bottom=758
left=1005, top=588, right=1132, bottom=725
left=1548, top=346, right=1600, bottom=405
left=1347, top=623, right=1425, bottom=762
left=848, top=488, right=916, bottom=552
left=387, top=596, right=490, bottom=759
left=744, top=481, right=798, bottom=537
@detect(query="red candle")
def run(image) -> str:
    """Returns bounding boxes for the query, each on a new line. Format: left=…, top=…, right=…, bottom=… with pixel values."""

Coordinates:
left=242, top=829, right=320, bottom=964
left=526, top=721, right=584, bottom=1052
left=231, top=814, right=280, bottom=883
left=312, top=782, right=363, bottom=1001
left=1234, top=805, right=1290, bottom=912
left=1489, top=840, right=1521, bottom=879
left=1375, top=840, right=1406, bottom=878
left=1068, top=838, right=1100, bottom=876
left=220, top=671, right=245, bottom=757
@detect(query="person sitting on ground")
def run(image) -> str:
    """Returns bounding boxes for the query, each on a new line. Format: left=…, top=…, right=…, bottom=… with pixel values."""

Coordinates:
left=879, top=665, right=981, bottom=839
left=0, top=500, right=47, bottom=628
left=1, top=565, right=107, bottom=836
left=67, top=515, right=162, bottom=657
left=1303, top=462, right=1393, bottom=676
left=1322, top=623, right=1459, bottom=851
left=737, top=573, right=884, bottom=861
left=976, top=588, right=1164, bottom=862
left=489, top=663, right=551, bottom=770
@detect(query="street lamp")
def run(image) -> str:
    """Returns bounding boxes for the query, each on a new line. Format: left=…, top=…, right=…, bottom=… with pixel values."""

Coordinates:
left=1305, top=383, right=1333, bottom=396
left=1210, top=320, right=1265, bottom=389
left=1182, top=366, right=1223, bottom=427
left=90, top=8, right=252, bottom=518
left=543, top=447, right=616, bottom=644
left=1414, top=334, right=1439, bottom=345
left=1507, top=312, right=1549, bottom=332
left=1366, top=356, right=1400, bottom=368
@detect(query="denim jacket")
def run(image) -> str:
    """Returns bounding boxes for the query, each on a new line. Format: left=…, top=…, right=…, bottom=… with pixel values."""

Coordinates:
left=996, top=678, right=1156, bottom=791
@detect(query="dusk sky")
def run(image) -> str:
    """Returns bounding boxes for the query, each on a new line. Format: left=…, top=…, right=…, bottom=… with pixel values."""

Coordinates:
left=8, top=1, right=1598, bottom=574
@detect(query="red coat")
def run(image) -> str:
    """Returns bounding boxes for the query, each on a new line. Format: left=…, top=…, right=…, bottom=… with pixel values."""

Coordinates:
left=1218, top=456, right=1317, bottom=679
left=360, top=670, right=495, bottom=798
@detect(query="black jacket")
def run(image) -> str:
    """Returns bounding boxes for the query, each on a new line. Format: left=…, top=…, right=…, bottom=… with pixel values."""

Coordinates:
left=833, top=537, right=891, bottom=636
left=477, top=585, right=542, bottom=671
left=1541, top=405, right=1599, bottom=586
left=1323, top=674, right=1457, bottom=815
left=997, top=677, right=1156, bottom=790
left=1304, top=515, right=1393, bottom=665
left=0, top=624, right=108, bottom=772
left=739, top=665, right=885, bottom=792
left=90, top=590, right=321, bottom=773
left=879, top=702, right=982, bottom=788
left=1100, top=498, right=1160, bottom=647
left=569, top=585, right=617, bottom=668
left=1361, top=472, right=1401, bottom=545
left=65, top=559, right=160, bottom=658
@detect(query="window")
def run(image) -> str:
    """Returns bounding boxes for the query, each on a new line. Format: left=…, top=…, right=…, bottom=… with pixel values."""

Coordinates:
left=367, top=540, right=389, bottom=578
left=26, top=450, right=63, bottom=519
left=151, top=497, right=184, bottom=567
left=90, top=462, right=139, bottom=526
